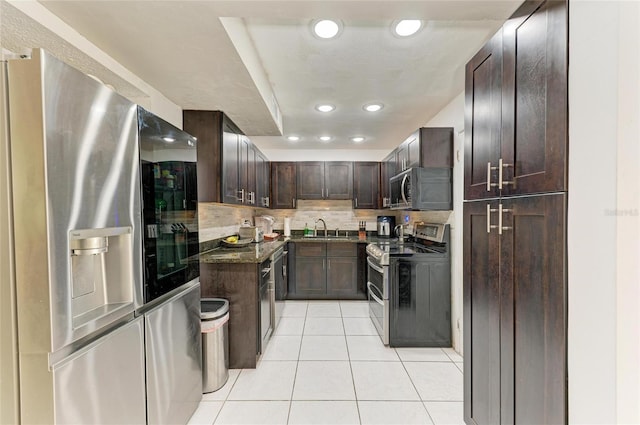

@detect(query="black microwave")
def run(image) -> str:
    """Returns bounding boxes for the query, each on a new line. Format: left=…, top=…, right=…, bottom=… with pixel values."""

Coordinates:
left=388, top=167, right=452, bottom=210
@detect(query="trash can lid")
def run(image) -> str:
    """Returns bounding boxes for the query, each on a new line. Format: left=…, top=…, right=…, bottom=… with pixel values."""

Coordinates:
left=201, top=298, right=229, bottom=320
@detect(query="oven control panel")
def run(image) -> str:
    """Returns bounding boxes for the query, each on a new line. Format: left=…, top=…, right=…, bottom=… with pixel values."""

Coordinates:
left=414, top=223, right=446, bottom=243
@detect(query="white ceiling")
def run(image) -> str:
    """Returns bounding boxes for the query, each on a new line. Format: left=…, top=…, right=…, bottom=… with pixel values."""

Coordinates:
left=2, top=0, right=523, bottom=151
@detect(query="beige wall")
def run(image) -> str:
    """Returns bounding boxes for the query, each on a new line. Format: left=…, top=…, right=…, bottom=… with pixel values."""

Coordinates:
left=0, top=58, right=20, bottom=425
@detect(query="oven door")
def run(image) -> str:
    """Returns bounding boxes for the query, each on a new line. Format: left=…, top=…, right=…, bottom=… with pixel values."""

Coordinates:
left=367, top=256, right=389, bottom=345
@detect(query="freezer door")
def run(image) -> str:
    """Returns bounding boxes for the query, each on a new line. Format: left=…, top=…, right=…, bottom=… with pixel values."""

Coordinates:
left=52, top=317, right=145, bottom=424
left=145, top=282, right=202, bottom=425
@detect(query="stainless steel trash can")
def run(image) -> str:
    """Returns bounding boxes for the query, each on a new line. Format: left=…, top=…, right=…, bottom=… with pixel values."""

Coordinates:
left=201, top=298, right=230, bottom=393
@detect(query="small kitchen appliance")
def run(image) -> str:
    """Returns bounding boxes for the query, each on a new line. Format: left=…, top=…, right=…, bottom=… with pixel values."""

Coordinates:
left=255, top=215, right=275, bottom=235
left=376, top=216, right=396, bottom=238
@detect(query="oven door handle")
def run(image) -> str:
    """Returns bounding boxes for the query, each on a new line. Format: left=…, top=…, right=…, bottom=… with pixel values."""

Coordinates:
left=366, top=257, right=385, bottom=274
left=367, top=282, right=384, bottom=305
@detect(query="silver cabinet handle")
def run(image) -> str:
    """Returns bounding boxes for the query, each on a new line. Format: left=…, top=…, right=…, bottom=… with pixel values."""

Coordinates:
left=498, top=158, right=514, bottom=190
left=487, top=203, right=512, bottom=234
left=238, top=189, right=245, bottom=203
left=292, top=198, right=296, bottom=208
left=498, top=203, right=513, bottom=235
left=487, top=162, right=499, bottom=191
left=486, top=204, right=499, bottom=233
left=355, top=198, right=358, bottom=208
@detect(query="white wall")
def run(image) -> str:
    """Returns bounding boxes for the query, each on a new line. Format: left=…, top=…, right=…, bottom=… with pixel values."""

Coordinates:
left=614, top=2, right=640, bottom=422
left=422, top=92, right=465, bottom=354
left=568, top=1, right=640, bottom=423
left=5, top=0, right=183, bottom=128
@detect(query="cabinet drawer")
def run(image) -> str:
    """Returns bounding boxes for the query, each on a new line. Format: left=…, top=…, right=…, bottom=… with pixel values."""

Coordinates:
left=327, top=243, right=357, bottom=257
left=295, top=243, right=326, bottom=257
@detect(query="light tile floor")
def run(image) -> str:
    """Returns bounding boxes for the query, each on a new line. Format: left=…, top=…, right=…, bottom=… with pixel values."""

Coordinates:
left=188, top=301, right=464, bottom=425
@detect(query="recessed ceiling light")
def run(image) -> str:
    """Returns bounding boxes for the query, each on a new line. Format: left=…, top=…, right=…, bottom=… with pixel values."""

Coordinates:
left=351, top=137, right=365, bottom=143
left=287, top=136, right=300, bottom=142
left=319, top=136, right=332, bottom=142
left=315, top=104, right=335, bottom=113
left=393, top=20, right=422, bottom=37
left=313, top=19, right=341, bottom=39
left=363, top=103, right=384, bottom=112
left=162, top=137, right=176, bottom=143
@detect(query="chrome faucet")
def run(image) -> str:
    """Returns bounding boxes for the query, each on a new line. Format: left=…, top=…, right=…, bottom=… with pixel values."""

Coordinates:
left=314, top=218, right=328, bottom=237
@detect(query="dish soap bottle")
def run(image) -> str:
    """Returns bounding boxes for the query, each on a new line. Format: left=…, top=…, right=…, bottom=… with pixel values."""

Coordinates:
left=303, top=222, right=310, bottom=237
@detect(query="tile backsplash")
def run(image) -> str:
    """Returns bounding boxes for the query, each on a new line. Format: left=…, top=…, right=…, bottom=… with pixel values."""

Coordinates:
left=198, top=200, right=453, bottom=243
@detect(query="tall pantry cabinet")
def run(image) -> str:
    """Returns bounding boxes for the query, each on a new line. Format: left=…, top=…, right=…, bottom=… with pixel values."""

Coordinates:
left=463, top=1, right=568, bottom=424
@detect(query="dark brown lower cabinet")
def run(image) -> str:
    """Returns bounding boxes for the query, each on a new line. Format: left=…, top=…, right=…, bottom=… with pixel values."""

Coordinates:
left=464, top=193, right=566, bottom=425
left=199, top=262, right=259, bottom=369
left=290, top=242, right=362, bottom=300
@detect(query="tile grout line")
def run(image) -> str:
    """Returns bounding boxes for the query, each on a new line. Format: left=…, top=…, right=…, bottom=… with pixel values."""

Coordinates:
left=341, top=302, right=363, bottom=425
left=286, top=301, right=308, bottom=424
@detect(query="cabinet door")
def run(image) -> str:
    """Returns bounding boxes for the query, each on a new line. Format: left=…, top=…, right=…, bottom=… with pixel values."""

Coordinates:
left=221, top=127, right=240, bottom=204
left=501, top=0, right=567, bottom=196
left=327, top=257, right=357, bottom=296
left=238, top=135, right=250, bottom=204
left=297, top=162, right=324, bottom=199
left=420, top=127, right=454, bottom=168
left=271, top=162, right=297, bottom=209
left=295, top=257, right=326, bottom=296
left=255, top=151, right=270, bottom=208
left=183, top=110, right=221, bottom=203
left=396, top=144, right=408, bottom=172
left=325, top=162, right=353, bottom=199
left=405, top=131, right=420, bottom=169
left=246, top=144, right=256, bottom=205
left=463, top=200, right=501, bottom=425
left=353, top=162, right=380, bottom=209
left=500, top=193, right=566, bottom=424
left=464, top=30, right=503, bottom=200
left=381, top=152, right=396, bottom=208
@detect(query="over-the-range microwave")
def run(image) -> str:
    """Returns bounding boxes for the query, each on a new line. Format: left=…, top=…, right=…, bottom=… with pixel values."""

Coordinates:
left=388, top=167, right=452, bottom=210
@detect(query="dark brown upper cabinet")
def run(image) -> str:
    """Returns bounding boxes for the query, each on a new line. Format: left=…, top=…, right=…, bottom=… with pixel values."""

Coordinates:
left=183, top=110, right=270, bottom=207
left=255, top=151, right=270, bottom=208
left=380, top=127, right=453, bottom=208
left=297, top=162, right=353, bottom=200
left=271, top=162, right=297, bottom=209
left=464, top=0, right=568, bottom=200
left=353, top=162, right=380, bottom=209
left=464, top=30, right=503, bottom=201
left=380, top=152, right=396, bottom=208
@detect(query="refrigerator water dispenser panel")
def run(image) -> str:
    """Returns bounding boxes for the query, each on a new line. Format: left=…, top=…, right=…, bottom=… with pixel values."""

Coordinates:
left=69, top=227, right=134, bottom=331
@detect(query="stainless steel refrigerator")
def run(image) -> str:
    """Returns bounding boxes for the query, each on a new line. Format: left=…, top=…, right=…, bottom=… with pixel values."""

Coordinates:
left=7, top=49, right=147, bottom=424
left=7, top=49, right=203, bottom=424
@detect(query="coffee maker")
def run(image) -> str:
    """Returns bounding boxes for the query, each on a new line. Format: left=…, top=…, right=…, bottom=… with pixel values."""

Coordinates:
left=376, top=216, right=396, bottom=238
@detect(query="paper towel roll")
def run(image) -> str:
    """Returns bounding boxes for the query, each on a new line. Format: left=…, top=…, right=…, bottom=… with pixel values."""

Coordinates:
left=284, top=217, right=291, bottom=237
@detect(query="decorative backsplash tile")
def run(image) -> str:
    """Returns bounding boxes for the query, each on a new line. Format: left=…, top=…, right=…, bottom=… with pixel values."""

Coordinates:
left=197, top=200, right=453, bottom=242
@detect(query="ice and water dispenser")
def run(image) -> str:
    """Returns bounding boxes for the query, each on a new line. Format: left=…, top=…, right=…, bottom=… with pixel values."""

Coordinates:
left=69, top=227, right=134, bottom=330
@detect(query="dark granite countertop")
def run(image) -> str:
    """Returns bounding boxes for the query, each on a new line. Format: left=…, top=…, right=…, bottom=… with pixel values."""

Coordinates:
left=199, top=240, right=286, bottom=264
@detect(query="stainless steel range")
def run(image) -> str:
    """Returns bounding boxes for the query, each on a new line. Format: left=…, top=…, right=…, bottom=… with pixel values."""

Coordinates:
left=366, top=223, right=451, bottom=347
